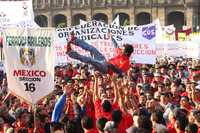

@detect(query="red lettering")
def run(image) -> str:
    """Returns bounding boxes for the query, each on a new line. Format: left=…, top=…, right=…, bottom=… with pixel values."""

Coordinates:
left=22, top=70, right=26, bottom=76
left=40, top=71, right=46, bottom=77
left=13, top=70, right=46, bottom=77
left=13, top=70, right=21, bottom=76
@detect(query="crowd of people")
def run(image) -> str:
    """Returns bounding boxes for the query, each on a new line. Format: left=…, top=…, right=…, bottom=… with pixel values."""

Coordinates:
left=0, top=56, right=199, bottom=133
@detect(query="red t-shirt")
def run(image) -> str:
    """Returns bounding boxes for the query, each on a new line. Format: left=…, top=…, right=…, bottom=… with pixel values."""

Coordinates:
left=94, top=98, right=119, bottom=120
left=167, top=119, right=176, bottom=133
left=108, top=48, right=131, bottom=75
left=118, top=113, right=133, bottom=133
left=15, top=122, right=33, bottom=133
left=85, top=129, right=99, bottom=133
left=198, top=128, right=200, bottom=133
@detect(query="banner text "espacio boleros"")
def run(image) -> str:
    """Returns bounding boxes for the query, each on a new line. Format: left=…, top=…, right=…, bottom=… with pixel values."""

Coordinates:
left=6, top=36, right=52, bottom=47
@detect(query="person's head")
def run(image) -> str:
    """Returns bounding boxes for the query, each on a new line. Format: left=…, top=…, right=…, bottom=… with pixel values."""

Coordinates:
left=151, top=110, right=165, bottom=125
left=122, top=44, right=134, bottom=57
left=96, top=117, right=108, bottom=132
left=137, top=115, right=152, bottom=132
left=104, top=121, right=117, bottom=133
left=185, top=123, right=198, bottom=133
left=171, top=82, right=179, bottom=95
left=81, top=116, right=94, bottom=130
left=146, top=99, right=157, bottom=113
left=158, top=83, right=165, bottom=92
left=160, top=92, right=170, bottom=105
left=102, top=100, right=112, bottom=112
left=0, top=103, right=8, bottom=117
left=160, top=65, right=167, bottom=74
left=193, top=110, right=200, bottom=126
left=145, top=92, right=153, bottom=100
left=174, top=116, right=189, bottom=132
left=50, top=122, right=64, bottom=133
left=15, top=108, right=29, bottom=124
left=154, top=91, right=161, bottom=101
left=112, top=109, right=122, bottom=125
left=154, top=72, right=161, bottom=81
left=65, top=120, right=76, bottom=133
left=139, top=94, right=147, bottom=106
left=169, top=69, right=176, bottom=77
left=17, top=128, right=28, bottom=133
left=105, top=86, right=113, bottom=99
left=188, top=110, right=197, bottom=123
left=142, top=73, right=150, bottom=83
left=180, top=96, right=190, bottom=107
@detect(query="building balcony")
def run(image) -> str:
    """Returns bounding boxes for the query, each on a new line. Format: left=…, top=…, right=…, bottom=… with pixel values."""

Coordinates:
left=112, top=0, right=129, bottom=7
left=33, top=0, right=51, bottom=10
left=51, top=1, right=64, bottom=9
left=92, top=0, right=106, bottom=8
left=134, top=0, right=151, bottom=6
left=70, top=0, right=91, bottom=8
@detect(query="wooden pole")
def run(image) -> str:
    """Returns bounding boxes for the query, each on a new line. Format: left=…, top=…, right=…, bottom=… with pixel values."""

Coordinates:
left=33, top=104, right=37, bottom=133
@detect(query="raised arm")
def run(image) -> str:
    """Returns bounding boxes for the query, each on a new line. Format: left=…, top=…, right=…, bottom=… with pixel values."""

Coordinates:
left=113, top=75, right=119, bottom=104
left=93, top=71, right=100, bottom=102
left=51, top=84, right=72, bottom=122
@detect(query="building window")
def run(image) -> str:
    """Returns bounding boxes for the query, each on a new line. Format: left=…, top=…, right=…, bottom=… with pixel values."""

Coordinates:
left=167, top=11, right=185, bottom=30
left=136, top=12, right=152, bottom=25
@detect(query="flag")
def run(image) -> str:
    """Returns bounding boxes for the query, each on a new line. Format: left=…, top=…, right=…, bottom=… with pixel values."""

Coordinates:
left=111, top=15, right=120, bottom=26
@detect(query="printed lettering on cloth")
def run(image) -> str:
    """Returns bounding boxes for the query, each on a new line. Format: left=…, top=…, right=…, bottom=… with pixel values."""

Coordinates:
left=55, top=20, right=158, bottom=65
left=0, top=1, right=34, bottom=27
left=3, top=28, right=55, bottom=104
left=156, top=41, right=200, bottom=59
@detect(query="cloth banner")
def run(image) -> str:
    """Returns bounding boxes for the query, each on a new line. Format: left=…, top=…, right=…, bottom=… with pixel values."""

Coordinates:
left=0, top=0, right=34, bottom=27
left=3, top=28, right=55, bottom=104
left=55, top=20, right=158, bottom=65
left=175, top=28, right=192, bottom=41
left=156, top=40, right=200, bottom=59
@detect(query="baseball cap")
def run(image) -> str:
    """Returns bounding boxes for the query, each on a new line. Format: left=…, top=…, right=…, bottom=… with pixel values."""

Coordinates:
left=104, top=121, right=116, bottom=132
left=154, top=72, right=160, bottom=77
left=195, top=85, right=200, bottom=90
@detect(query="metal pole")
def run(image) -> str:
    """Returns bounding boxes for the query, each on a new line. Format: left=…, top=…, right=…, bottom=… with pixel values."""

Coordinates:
left=183, top=0, right=186, bottom=27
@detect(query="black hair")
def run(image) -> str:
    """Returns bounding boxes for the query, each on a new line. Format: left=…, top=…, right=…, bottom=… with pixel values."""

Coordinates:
left=175, top=116, right=189, bottom=131
left=17, top=128, right=28, bottom=133
left=193, top=111, right=200, bottom=123
left=50, top=122, right=64, bottom=132
left=129, top=127, right=149, bottom=133
left=185, top=123, right=198, bottom=133
left=151, top=110, right=166, bottom=125
left=96, top=117, right=108, bottom=132
left=123, top=44, right=134, bottom=57
left=65, top=120, right=77, bottom=133
left=137, top=115, right=152, bottom=132
left=81, top=116, right=93, bottom=130
left=112, top=109, right=122, bottom=124
left=102, top=100, right=112, bottom=112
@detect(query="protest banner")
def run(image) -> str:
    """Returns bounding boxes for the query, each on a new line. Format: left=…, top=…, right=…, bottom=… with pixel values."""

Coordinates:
left=3, top=28, right=55, bottom=104
left=162, top=25, right=176, bottom=41
left=55, top=20, right=158, bottom=65
left=156, top=40, right=200, bottom=59
left=0, top=0, right=34, bottom=27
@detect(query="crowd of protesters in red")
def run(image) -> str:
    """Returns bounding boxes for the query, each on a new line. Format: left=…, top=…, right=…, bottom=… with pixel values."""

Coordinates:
left=0, top=56, right=200, bottom=133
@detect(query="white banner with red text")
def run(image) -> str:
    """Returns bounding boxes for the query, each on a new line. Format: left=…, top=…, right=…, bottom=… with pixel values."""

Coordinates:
left=3, top=28, right=55, bottom=104
left=156, top=40, right=200, bottom=59
left=55, top=20, right=158, bottom=65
